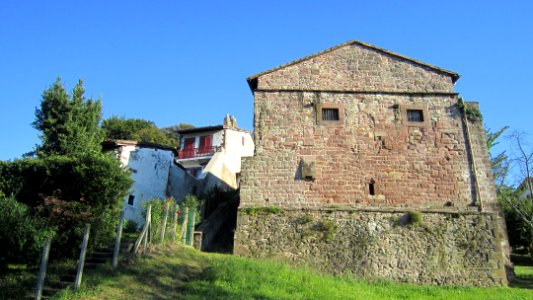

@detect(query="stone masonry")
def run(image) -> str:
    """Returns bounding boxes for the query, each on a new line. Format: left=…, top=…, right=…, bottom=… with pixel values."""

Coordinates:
left=234, top=40, right=511, bottom=286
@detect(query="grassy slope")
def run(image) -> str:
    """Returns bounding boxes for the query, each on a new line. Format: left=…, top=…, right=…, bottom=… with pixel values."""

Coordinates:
left=54, top=245, right=533, bottom=300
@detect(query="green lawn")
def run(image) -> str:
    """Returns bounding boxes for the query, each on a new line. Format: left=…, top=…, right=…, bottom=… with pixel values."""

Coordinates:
left=51, top=245, right=533, bottom=300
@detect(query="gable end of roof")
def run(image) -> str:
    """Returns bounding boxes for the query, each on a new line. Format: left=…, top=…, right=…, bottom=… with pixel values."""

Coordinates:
left=247, top=40, right=460, bottom=90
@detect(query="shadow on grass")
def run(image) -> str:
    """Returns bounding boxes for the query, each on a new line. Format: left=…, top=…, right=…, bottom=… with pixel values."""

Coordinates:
left=0, top=265, right=37, bottom=299
left=80, top=245, right=273, bottom=300
left=510, top=254, right=533, bottom=289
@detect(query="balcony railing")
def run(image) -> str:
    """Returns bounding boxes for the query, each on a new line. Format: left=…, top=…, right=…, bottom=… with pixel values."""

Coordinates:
left=178, top=146, right=218, bottom=159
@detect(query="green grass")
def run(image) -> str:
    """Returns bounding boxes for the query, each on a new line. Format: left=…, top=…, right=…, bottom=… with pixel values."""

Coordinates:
left=0, top=258, right=76, bottom=299
left=50, top=245, right=533, bottom=300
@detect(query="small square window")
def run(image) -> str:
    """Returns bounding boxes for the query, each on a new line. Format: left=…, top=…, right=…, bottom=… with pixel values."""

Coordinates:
left=317, top=103, right=344, bottom=125
left=127, top=195, right=135, bottom=206
left=407, top=109, right=424, bottom=122
left=322, top=108, right=340, bottom=121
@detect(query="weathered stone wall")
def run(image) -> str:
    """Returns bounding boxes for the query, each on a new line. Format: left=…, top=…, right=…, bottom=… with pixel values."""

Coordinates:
left=240, top=92, right=474, bottom=209
left=256, top=43, right=455, bottom=93
left=234, top=209, right=508, bottom=286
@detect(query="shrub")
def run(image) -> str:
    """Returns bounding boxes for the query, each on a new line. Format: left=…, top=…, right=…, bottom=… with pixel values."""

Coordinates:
left=141, top=197, right=180, bottom=243
left=0, top=154, right=132, bottom=258
left=0, top=196, right=54, bottom=264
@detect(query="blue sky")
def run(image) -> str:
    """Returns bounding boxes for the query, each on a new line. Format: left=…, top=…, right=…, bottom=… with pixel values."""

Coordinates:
left=1, top=1, right=531, bottom=182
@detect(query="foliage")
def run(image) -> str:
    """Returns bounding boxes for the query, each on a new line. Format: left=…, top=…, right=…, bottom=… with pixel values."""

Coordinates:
left=486, top=126, right=510, bottom=188
left=33, top=78, right=103, bottom=157
left=123, top=219, right=139, bottom=233
left=54, top=244, right=533, bottom=300
left=241, top=206, right=283, bottom=216
left=0, top=154, right=132, bottom=257
left=141, top=197, right=179, bottom=242
left=498, top=186, right=532, bottom=251
left=491, top=130, right=533, bottom=257
left=315, top=219, right=338, bottom=241
left=407, top=211, right=423, bottom=226
left=102, top=116, right=155, bottom=141
left=102, top=116, right=184, bottom=147
left=0, top=196, right=54, bottom=264
left=132, top=126, right=176, bottom=146
left=457, top=97, right=483, bottom=123
left=299, top=213, right=314, bottom=224
left=181, top=194, right=203, bottom=224
left=161, top=123, right=195, bottom=143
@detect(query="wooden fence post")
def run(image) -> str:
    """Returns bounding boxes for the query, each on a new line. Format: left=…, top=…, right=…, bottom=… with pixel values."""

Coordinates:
left=143, top=204, right=151, bottom=251
left=34, top=237, right=51, bottom=300
left=180, top=207, right=189, bottom=244
left=159, top=204, right=169, bottom=243
left=171, top=204, right=178, bottom=243
left=113, top=210, right=125, bottom=269
left=74, top=223, right=91, bottom=290
left=186, top=210, right=195, bottom=246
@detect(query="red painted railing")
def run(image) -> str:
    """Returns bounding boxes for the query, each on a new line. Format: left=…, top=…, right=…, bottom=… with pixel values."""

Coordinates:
left=178, top=146, right=217, bottom=159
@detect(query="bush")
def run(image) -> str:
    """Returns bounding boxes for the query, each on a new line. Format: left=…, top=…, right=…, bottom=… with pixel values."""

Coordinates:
left=0, top=154, right=132, bottom=258
left=141, top=197, right=180, bottom=243
left=0, top=196, right=54, bottom=264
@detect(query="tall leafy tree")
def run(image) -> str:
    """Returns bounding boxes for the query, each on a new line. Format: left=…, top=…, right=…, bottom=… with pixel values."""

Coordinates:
left=102, top=116, right=155, bottom=141
left=102, top=116, right=189, bottom=147
left=33, top=78, right=103, bottom=156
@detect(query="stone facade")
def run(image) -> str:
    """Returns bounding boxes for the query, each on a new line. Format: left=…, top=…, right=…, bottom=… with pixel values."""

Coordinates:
left=234, top=40, right=511, bottom=286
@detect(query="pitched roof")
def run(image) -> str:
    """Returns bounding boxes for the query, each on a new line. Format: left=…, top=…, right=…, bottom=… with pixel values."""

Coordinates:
left=176, top=125, right=225, bottom=134
left=101, top=140, right=177, bottom=152
left=247, top=40, right=460, bottom=88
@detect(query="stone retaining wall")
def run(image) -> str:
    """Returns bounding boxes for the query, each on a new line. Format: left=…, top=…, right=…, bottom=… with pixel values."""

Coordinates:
left=234, top=208, right=508, bottom=286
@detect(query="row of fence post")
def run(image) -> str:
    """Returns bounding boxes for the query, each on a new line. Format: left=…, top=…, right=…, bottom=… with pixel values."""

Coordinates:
left=35, top=223, right=90, bottom=300
left=35, top=201, right=201, bottom=299
left=133, top=203, right=199, bottom=255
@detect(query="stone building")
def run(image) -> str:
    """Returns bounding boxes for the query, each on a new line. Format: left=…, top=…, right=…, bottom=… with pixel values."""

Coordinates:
left=234, top=40, right=511, bottom=286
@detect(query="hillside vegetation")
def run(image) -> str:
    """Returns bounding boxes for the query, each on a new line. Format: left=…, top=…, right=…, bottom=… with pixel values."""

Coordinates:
left=53, top=244, right=533, bottom=300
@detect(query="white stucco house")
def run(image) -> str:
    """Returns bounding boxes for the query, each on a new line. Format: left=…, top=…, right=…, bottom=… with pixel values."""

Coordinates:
left=175, top=115, right=254, bottom=190
left=102, top=115, right=254, bottom=225
left=102, top=140, right=184, bottom=224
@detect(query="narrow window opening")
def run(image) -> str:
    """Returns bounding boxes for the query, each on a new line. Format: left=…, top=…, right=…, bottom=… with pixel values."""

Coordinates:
left=242, top=136, right=245, bottom=146
left=128, top=194, right=135, bottom=206
left=369, top=179, right=376, bottom=196
left=407, top=109, right=424, bottom=122
left=322, top=108, right=340, bottom=121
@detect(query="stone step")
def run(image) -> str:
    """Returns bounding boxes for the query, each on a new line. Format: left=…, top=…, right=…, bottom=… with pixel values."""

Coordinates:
left=60, top=274, right=76, bottom=282
left=85, top=256, right=108, bottom=265
left=42, top=286, right=62, bottom=296
left=47, top=280, right=72, bottom=289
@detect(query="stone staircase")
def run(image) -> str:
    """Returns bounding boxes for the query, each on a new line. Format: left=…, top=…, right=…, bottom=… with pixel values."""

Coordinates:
left=31, top=237, right=136, bottom=299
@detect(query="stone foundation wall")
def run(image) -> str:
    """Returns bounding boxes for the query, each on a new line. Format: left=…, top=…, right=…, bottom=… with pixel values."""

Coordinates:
left=234, top=208, right=508, bottom=286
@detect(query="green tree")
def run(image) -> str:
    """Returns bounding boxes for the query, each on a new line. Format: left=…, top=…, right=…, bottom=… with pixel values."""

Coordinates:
left=102, top=116, right=186, bottom=147
left=0, top=78, right=133, bottom=259
left=162, top=123, right=195, bottom=144
left=33, top=78, right=103, bottom=157
left=487, top=126, right=510, bottom=189
left=132, top=126, right=176, bottom=146
left=102, top=116, right=155, bottom=141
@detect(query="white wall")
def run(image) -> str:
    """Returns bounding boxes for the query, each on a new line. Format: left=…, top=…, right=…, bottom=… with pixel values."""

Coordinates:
left=222, top=129, right=254, bottom=173
left=120, top=146, right=174, bottom=225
